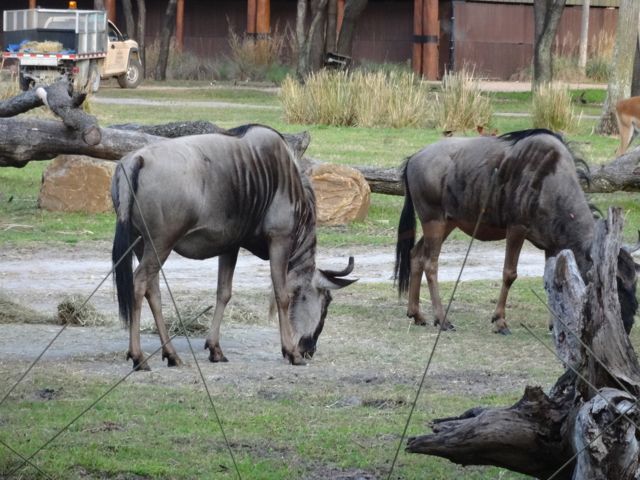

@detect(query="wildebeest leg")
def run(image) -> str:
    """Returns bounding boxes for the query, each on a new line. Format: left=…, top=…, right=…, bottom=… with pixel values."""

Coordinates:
left=492, top=225, right=526, bottom=335
left=145, top=273, right=183, bottom=367
left=128, top=246, right=171, bottom=371
left=407, top=237, right=428, bottom=325
left=204, top=250, right=239, bottom=363
left=268, top=237, right=303, bottom=365
left=423, top=221, right=455, bottom=330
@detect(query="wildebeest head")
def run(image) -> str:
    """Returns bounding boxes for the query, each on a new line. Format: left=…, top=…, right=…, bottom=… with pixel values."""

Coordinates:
left=288, top=257, right=357, bottom=359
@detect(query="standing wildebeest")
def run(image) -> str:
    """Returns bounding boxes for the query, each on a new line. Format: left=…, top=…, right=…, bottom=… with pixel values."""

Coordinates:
left=112, top=124, right=356, bottom=370
left=395, top=129, right=638, bottom=335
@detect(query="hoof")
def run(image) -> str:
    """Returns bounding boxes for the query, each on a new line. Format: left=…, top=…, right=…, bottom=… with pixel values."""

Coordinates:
left=164, top=353, right=183, bottom=367
left=127, top=351, right=151, bottom=371
left=494, top=326, right=511, bottom=336
left=435, top=321, right=456, bottom=332
left=409, top=313, right=427, bottom=326
left=205, top=339, right=228, bottom=363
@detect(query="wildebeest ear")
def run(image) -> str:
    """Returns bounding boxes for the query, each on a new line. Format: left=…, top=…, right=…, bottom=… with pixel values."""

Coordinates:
left=282, top=131, right=311, bottom=161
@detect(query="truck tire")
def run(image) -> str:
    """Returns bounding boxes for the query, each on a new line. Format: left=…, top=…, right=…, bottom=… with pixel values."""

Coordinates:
left=117, top=57, right=142, bottom=89
left=19, top=72, right=33, bottom=91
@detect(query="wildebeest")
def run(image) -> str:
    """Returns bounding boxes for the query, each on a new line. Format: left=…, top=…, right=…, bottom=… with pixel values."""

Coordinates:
left=112, top=124, right=356, bottom=370
left=395, top=129, right=637, bottom=334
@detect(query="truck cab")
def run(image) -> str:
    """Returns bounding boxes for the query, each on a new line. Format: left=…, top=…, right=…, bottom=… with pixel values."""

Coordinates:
left=104, top=20, right=142, bottom=89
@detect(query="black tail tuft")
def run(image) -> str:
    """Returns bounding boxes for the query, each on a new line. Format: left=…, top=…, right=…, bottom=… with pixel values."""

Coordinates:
left=113, top=219, right=134, bottom=327
left=394, top=160, right=416, bottom=296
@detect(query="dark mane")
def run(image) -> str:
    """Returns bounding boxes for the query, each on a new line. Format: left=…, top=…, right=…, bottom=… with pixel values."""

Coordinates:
left=499, top=128, right=591, bottom=186
left=223, top=123, right=283, bottom=140
left=498, top=128, right=562, bottom=145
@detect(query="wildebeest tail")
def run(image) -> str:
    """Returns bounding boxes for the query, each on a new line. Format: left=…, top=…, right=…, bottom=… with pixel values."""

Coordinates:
left=111, top=155, right=143, bottom=327
left=394, top=159, right=416, bottom=295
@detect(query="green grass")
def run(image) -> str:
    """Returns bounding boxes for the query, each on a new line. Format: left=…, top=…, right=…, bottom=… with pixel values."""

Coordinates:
left=0, top=278, right=566, bottom=479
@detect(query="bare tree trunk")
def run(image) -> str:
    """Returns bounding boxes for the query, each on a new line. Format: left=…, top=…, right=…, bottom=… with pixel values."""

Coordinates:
left=578, top=0, right=590, bottom=73
left=532, top=0, right=567, bottom=90
left=136, top=0, right=147, bottom=78
left=335, top=0, right=368, bottom=57
left=596, top=0, right=640, bottom=135
left=296, top=0, right=310, bottom=79
left=154, top=0, right=177, bottom=81
left=327, top=0, right=338, bottom=53
left=632, top=36, right=640, bottom=97
left=121, top=0, right=136, bottom=40
left=296, top=0, right=329, bottom=78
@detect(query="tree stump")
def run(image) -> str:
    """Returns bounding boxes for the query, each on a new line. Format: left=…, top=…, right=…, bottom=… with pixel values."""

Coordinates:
left=406, top=208, right=640, bottom=479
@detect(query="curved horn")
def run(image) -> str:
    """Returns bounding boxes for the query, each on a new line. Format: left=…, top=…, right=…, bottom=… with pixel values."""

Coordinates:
left=320, top=256, right=355, bottom=277
left=623, top=230, right=640, bottom=253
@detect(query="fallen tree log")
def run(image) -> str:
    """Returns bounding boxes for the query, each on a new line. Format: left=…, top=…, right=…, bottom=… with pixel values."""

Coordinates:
left=0, top=79, right=100, bottom=146
left=406, top=208, right=640, bottom=479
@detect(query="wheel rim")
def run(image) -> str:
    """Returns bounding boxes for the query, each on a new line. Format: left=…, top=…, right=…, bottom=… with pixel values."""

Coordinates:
left=127, top=64, right=138, bottom=84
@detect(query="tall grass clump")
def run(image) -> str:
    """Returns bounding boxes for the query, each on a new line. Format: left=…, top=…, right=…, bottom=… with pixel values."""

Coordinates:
left=586, top=31, right=614, bottom=82
left=228, top=24, right=292, bottom=82
left=281, top=69, right=431, bottom=127
left=144, top=39, right=232, bottom=81
left=434, top=67, right=493, bottom=133
left=532, top=82, right=579, bottom=132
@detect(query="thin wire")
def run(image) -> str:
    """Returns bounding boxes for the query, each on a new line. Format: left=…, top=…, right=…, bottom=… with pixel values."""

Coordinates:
left=0, top=437, right=53, bottom=480
left=531, top=288, right=637, bottom=398
left=0, top=236, right=141, bottom=408
left=119, top=166, right=242, bottom=480
left=6, top=305, right=213, bottom=478
left=386, top=169, right=498, bottom=480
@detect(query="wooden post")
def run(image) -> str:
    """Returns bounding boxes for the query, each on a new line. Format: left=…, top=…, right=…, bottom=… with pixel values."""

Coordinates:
left=104, top=0, right=116, bottom=22
left=412, top=0, right=423, bottom=76
left=256, top=0, right=270, bottom=36
left=176, top=0, right=185, bottom=52
left=247, top=0, right=257, bottom=35
left=422, top=0, right=439, bottom=80
left=28, top=0, right=36, bottom=9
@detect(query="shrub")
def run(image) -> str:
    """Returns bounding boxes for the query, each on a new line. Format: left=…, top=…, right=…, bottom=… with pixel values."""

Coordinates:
left=532, top=82, right=579, bottom=132
left=227, top=23, right=292, bottom=82
left=434, top=67, right=493, bottom=133
left=281, top=69, right=432, bottom=128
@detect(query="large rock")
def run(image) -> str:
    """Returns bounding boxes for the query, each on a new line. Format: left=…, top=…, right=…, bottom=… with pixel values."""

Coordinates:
left=38, top=155, right=116, bottom=213
left=308, top=163, right=370, bottom=225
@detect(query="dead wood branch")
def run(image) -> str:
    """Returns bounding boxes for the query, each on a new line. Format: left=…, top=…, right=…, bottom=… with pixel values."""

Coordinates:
left=0, top=79, right=100, bottom=146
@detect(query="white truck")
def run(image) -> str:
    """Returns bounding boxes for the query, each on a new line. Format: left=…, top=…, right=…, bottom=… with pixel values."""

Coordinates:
left=2, top=6, right=142, bottom=92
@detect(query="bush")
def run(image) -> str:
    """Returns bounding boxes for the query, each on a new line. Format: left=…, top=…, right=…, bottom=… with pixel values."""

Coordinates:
left=532, top=82, right=579, bottom=132
left=434, top=67, right=493, bottom=133
left=586, top=31, right=614, bottom=83
left=145, top=39, right=232, bottom=82
left=281, top=69, right=433, bottom=128
left=227, top=23, right=292, bottom=83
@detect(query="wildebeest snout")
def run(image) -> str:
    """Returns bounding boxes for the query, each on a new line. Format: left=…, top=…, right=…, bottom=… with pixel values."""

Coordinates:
left=298, top=335, right=317, bottom=358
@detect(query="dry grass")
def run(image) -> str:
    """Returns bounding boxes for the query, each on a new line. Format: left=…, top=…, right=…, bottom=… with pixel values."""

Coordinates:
left=532, top=82, right=579, bottom=133
left=20, top=40, right=63, bottom=53
left=228, top=23, right=290, bottom=81
left=57, top=295, right=110, bottom=327
left=586, top=31, right=614, bottom=82
left=0, top=291, right=52, bottom=324
left=281, top=70, right=432, bottom=128
left=434, top=66, right=493, bottom=133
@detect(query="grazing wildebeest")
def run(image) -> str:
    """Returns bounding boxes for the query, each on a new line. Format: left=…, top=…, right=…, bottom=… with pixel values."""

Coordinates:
left=112, top=124, right=356, bottom=370
left=395, top=129, right=638, bottom=335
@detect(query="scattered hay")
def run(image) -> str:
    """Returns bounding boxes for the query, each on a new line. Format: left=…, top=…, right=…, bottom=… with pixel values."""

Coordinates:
left=20, top=41, right=63, bottom=53
left=57, top=295, right=110, bottom=327
left=0, top=291, right=53, bottom=324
